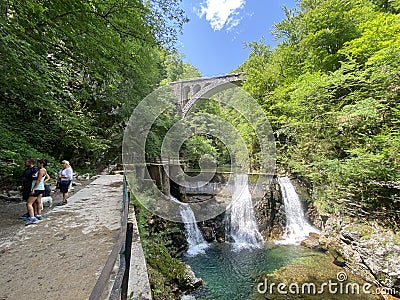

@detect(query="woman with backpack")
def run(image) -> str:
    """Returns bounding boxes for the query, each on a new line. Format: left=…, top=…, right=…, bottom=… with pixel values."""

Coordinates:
left=18, top=158, right=39, bottom=220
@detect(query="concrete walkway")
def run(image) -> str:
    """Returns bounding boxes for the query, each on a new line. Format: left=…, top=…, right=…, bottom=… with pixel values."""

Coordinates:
left=0, top=175, right=151, bottom=300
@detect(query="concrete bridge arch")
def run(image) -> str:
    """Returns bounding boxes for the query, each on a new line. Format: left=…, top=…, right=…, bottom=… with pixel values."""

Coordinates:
left=170, top=73, right=243, bottom=115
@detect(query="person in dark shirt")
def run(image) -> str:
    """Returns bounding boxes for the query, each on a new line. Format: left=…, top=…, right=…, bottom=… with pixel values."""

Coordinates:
left=22, top=158, right=38, bottom=201
left=19, top=158, right=39, bottom=220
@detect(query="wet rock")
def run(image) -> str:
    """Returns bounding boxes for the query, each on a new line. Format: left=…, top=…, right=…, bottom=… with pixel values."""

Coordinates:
left=201, top=226, right=214, bottom=242
left=340, top=230, right=359, bottom=245
left=300, top=233, right=325, bottom=251
left=197, top=212, right=225, bottom=243
left=319, top=216, right=400, bottom=296
left=254, top=177, right=285, bottom=240
left=189, top=195, right=213, bottom=202
left=306, top=204, right=326, bottom=229
left=217, top=236, right=225, bottom=243
left=215, top=225, right=225, bottom=242
left=184, top=265, right=203, bottom=289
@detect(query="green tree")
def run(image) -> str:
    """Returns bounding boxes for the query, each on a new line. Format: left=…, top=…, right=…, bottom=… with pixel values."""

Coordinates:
left=240, top=0, right=400, bottom=226
left=160, top=50, right=201, bottom=85
left=0, top=0, right=188, bottom=183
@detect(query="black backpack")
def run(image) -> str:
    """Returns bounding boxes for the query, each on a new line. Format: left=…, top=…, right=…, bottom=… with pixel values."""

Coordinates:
left=44, top=184, right=51, bottom=197
left=23, top=166, right=39, bottom=186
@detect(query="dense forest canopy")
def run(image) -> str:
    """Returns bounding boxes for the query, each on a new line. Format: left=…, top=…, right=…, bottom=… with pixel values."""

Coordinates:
left=238, top=0, right=400, bottom=227
left=1, top=0, right=399, bottom=229
left=0, top=0, right=197, bottom=181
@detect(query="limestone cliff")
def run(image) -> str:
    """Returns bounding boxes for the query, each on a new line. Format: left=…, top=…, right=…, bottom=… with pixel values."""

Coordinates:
left=318, top=216, right=400, bottom=297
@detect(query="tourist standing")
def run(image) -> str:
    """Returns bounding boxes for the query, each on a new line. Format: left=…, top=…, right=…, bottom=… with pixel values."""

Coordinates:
left=25, top=159, right=50, bottom=226
left=19, top=158, right=39, bottom=220
left=56, top=160, right=73, bottom=206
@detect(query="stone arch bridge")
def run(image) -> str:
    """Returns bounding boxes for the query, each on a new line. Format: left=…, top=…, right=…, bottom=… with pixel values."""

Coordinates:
left=170, top=73, right=243, bottom=115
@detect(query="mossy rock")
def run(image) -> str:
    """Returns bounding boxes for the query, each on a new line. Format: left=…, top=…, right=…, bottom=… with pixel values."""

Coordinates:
left=252, top=252, right=381, bottom=300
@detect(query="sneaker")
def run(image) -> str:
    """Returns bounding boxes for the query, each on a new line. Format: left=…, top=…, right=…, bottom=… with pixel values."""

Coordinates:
left=25, top=217, right=37, bottom=226
left=18, top=213, right=29, bottom=220
left=35, top=215, right=43, bottom=221
left=56, top=200, right=68, bottom=206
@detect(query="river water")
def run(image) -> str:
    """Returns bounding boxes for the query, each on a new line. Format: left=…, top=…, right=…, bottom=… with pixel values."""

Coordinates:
left=181, top=243, right=315, bottom=299
left=180, top=175, right=319, bottom=299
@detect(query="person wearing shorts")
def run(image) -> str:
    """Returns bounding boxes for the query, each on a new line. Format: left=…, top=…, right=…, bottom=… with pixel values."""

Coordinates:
left=25, top=159, right=49, bottom=226
left=57, top=160, right=73, bottom=206
left=18, top=158, right=39, bottom=220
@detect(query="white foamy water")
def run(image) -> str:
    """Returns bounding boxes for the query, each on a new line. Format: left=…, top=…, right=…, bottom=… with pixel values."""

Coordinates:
left=225, top=174, right=263, bottom=250
left=277, top=176, right=319, bottom=245
left=170, top=196, right=208, bottom=256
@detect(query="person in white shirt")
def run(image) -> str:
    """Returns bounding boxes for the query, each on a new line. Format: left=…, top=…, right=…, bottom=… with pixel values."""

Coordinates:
left=56, top=160, right=73, bottom=206
left=25, top=159, right=50, bottom=226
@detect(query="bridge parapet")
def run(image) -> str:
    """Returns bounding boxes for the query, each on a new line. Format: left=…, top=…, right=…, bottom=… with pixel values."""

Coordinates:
left=170, top=73, right=243, bottom=115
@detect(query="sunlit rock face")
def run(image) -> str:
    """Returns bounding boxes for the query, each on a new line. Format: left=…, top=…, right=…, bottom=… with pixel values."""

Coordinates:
left=319, top=216, right=400, bottom=296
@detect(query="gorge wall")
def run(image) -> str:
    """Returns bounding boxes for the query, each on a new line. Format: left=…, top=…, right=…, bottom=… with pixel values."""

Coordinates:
left=290, top=175, right=400, bottom=297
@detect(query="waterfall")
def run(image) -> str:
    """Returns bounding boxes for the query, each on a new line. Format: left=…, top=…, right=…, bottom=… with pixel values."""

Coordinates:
left=225, top=174, right=263, bottom=249
left=170, top=196, right=208, bottom=256
left=277, top=176, right=319, bottom=244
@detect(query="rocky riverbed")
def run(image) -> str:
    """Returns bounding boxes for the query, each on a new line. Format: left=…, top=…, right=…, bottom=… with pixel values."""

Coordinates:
left=317, top=216, right=400, bottom=298
left=188, top=175, right=400, bottom=299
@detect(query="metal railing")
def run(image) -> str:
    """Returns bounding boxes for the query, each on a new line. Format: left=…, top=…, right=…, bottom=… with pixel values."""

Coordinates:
left=89, top=175, right=131, bottom=300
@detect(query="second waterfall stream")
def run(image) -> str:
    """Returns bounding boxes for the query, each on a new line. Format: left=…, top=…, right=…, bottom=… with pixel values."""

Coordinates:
left=277, top=176, right=319, bottom=244
left=225, top=174, right=263, bottom=249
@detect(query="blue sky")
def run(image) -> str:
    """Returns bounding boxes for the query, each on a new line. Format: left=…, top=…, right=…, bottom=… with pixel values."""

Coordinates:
left=178, top=0, right=297, bottom=77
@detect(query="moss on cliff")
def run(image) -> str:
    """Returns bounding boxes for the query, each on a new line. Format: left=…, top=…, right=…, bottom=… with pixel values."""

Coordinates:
left=132, top=197, right=193, bottom=299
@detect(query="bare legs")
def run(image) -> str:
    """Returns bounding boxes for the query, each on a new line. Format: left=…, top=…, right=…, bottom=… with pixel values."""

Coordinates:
left=26, top=196, right=37, bottom=218
left=36, top=194, right=42, bottom=216
left=63, top=191, right=69, bottom=202
left=56, top=181, right=71, bottom=206
left=26, top=194, right=42, bottom=218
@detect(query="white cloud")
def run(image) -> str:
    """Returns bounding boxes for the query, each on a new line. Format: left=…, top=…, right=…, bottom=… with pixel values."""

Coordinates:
left=226, top=14, right=243, bottom=32
left=196, top=0, right=246, bottom=31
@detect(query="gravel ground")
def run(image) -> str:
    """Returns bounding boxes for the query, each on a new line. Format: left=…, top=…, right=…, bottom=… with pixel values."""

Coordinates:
left=0, top=180, right=92, bottom=248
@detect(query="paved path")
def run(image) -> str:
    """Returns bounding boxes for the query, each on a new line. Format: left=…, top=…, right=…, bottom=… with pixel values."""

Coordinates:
left=0, top=175, right=142, bottom=300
